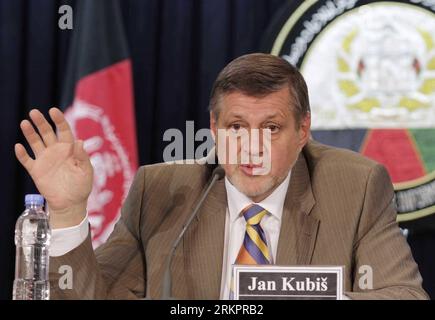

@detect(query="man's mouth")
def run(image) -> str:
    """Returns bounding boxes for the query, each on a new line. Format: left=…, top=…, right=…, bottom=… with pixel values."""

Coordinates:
left=239, top=163, right=263, bottom=176
left=241, top=163, right=262, bottom=168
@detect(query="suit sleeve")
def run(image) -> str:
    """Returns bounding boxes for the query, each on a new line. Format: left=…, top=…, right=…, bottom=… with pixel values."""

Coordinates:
left=49, top=167, right=146, bottom=299
left=346, top=164, right=429, bottom=300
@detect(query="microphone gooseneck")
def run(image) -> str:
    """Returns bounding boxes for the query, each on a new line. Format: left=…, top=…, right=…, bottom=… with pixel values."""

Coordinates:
left=161, top=166, right=225, bottom=299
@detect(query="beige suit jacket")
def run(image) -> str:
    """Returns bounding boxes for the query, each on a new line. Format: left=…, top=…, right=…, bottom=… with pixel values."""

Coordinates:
left=49, top=140, right=428, bottom=299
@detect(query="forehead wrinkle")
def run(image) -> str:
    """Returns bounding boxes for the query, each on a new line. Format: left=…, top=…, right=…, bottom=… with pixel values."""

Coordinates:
left=224, top=108, right=288, bottom=122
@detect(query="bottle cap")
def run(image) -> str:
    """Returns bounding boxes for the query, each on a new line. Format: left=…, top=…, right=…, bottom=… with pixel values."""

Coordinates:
left=24, top=194, right=45, bottom=206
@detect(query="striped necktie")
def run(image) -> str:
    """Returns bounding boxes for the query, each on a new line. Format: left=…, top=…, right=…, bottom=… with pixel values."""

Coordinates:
left=229, top=204, right=271, bottom=299
left=236, top=204, right=272, bottom=265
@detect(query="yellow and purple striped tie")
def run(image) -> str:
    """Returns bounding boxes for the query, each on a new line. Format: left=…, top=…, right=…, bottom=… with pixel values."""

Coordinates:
left=229, top=204, right=271, bottom=299
left=236, top=204, right=271, bottom=265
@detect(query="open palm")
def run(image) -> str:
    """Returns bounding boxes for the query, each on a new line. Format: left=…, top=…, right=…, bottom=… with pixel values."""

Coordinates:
left=15, top=108, right=93, bottom=217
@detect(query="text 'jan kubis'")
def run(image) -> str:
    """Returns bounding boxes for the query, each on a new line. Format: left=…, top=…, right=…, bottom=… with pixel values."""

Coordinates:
left=246, top=276, right=328, bottom=292
left=239, top=272, right=338, bottom=296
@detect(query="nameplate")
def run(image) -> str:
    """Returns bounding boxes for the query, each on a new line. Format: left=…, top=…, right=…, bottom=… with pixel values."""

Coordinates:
left=233, top=265, right=344, bottom=300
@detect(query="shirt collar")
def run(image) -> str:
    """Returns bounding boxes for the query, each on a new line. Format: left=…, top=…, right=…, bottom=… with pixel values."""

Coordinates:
left=225, top=171, right=292, bottom=222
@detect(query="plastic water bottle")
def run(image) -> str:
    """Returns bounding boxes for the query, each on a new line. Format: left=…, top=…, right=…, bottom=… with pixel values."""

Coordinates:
left=13, top=194, right=51, bottom=300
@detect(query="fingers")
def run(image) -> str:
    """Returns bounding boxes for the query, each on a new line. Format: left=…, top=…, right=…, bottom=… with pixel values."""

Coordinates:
left=14, top=143, right=34, bottom=172
left=73, top=140, right=89, bottom=161
left=29, top=109, right=57, bottom=146
left=49, top=107, right=74, bottom=143
left=20, top=119, right=45, bottom=156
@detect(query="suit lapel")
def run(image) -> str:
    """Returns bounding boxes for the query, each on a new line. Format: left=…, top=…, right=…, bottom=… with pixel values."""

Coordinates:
left=183, top=178, right=226, bottom=299
left=276, top=152, right=319, bottom=266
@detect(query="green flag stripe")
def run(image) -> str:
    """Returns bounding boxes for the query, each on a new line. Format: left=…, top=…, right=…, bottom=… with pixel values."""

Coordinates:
left=409, top=129, right=435, bottom=173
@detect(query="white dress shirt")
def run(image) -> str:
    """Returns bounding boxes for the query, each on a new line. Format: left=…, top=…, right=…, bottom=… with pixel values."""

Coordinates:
left=49, top=171, right=292, bottom=300
left=220, top=172, right=291, bottom=299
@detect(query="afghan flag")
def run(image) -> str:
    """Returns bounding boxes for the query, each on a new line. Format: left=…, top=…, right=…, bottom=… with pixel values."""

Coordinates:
left=61, top=0, right=138, bottom=247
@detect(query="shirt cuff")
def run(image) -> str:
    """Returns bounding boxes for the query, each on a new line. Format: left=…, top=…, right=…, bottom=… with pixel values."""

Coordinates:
left=49, top=213, right=89, bottom=257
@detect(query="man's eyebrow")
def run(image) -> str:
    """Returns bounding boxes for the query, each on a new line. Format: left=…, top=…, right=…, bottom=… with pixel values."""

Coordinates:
left=262, top=113, right=286, bottom=120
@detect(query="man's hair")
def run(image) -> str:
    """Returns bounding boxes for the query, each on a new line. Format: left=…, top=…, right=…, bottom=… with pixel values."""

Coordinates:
left=209, top=53, right=310, bottom=126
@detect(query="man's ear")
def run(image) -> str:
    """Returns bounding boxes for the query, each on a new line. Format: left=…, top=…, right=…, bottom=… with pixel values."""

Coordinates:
left=210, top=111, right=217, bottom=141
left=298, top=112, right=311, bottom=147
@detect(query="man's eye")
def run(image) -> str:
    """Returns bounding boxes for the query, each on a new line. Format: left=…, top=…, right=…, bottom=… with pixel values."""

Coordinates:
left=266, top=125, right=280, bottom=133
left=230, top=124, right=241, bottom=132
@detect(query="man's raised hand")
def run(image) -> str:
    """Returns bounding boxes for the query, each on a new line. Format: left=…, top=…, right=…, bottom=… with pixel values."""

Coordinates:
left=15, top=108, right=93, bottom=228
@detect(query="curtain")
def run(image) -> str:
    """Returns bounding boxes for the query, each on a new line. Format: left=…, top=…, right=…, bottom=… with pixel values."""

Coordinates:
left=0, top=0, right=286, bottom=299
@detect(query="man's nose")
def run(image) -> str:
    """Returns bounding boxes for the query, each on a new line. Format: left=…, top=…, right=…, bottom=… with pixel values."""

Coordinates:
left=240, top=129, right=264, bottom=159
left=249, top=129, right=263, bottom=156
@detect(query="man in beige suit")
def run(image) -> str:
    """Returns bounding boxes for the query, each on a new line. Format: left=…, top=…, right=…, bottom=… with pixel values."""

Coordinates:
left=15, top=53, right=428, bottom=299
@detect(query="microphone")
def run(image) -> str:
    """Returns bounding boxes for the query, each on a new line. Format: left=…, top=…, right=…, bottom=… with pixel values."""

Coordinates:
left=161, top=166, right=225, bottom=299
